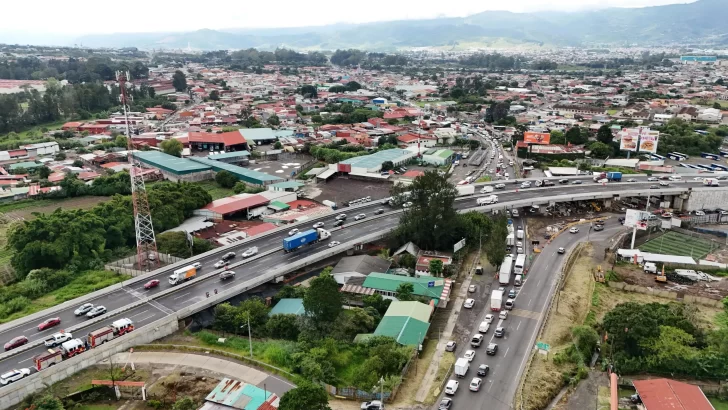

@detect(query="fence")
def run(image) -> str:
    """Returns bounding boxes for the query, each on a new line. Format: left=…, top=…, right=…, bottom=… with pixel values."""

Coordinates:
left=105, top=253, right=184, bottom=277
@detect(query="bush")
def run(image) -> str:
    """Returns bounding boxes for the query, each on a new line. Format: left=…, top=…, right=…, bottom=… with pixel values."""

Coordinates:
left=215, top=170, right=238, bottom=189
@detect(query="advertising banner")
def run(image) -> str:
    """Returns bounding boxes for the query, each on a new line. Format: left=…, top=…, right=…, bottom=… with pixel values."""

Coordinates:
left=624, top=209, right=650, bottom=230
left=638, top=129, right=660, bottom=154
left=619, top=129, right=638, bottom=152
left=523, top=132, right=551, bottom=145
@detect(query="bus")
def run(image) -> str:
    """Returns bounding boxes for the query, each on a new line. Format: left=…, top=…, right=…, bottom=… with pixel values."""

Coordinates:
left=696, top=164, right=714, bottom=171
left=649, top=153, right=666, bottom=161
left=720, top=150, right=728, bottom=158
left=498, top=255, right=514, bottom=286
left=667, top=152, right=689, bottom=161
left=514, top=254, right=527, bottom=275
left=701, top=153, right=721, bottom=160
left=711, top=163, right=728, bottom=172
left=493, top=125, right=506, bottom=131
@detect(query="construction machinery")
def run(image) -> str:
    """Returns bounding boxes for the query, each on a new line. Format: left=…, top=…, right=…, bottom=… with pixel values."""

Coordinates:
left=655, top=265, right=667, bottom=283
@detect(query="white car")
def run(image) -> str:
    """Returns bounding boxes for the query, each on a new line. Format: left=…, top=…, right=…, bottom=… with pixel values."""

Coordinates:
left=659, top=181, right=669, bottom=186
left=464, top=350, right=476, bottom=362
left=463, top=298, right=475, bottom=309
left=402, top=202, right=413, bottom=208
left=647, top=177, right=658, bottom=182
left=597, top=178, right=608, bottom=183
left=86, top=305, right=107, bottom=318
left=445, top=380, right=459, bottom=395
left=241, top=247, right=258, bottom=258
left=495, top=183, right=505, bottom=189
left=626, top=178, right=637, bottom=182
left=468, top=284, right=476, bottom=293
left=214, top=260, right=227, bottom=269
left=484, top=314, right=494, bottom=324
left=469, top=377, right=482, bottom=392
left=74, top=303, right=94, bottom=316
left=569, top=227, right=579, bottom=234
left=499, top=310, right=508, bottom=320
left=328, top=241, right=341, bottom=248
left=313, top=222, right=325, bottom=229
left=354, top=213, right=367, bottom=221
left=0, top=368, right=30, bottom=385
left=288, top=228, right=299, bottom=236
left=694, top=210, right=706, bottom=216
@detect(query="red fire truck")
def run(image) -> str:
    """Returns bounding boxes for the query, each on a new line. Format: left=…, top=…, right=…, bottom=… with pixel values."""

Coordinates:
left=87, top=318, right=134, bottom=348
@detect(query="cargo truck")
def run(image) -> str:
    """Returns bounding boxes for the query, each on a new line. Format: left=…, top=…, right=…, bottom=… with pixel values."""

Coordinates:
left=516, top=228, right=524, bottom=240
left=704, top=178, right=720, bottom=187
left=454, top=358, right=470, bottom=378
left=593, top=171, right=622, bottom=182
left=477, top=195, right=498, bottom=205
left=499, top=255, right=513, bottom=285
left=283, top=228, right=331, bottom=252
left=87, top=318, right=134, bottom=348
left=506, top=233, right=515, bottom=247
left=491, top=290, right=504, bottom=311
left=169, top=265, right=198, bottom=286
left=456, top=185, right=475, bottom=196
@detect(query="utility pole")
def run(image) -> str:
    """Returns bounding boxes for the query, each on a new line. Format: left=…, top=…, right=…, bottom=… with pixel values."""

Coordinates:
left=240, top=313, right=253, bottom=358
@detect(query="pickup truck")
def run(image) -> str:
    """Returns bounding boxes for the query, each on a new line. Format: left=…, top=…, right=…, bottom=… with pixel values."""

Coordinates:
left=44, top=332, right=73, bottom=347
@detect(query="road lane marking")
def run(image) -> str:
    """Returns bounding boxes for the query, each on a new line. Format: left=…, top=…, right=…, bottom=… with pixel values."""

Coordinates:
left=172, top=292, right=190, bottom=300
left=18, top=357, right=32, bottom=364
left=528, top=298, right=533, bottom=307
left=129, top=310, right=149, bottom=318
left=504, top=347, right=510, bottom=358
left=23, top=327, right=37, bottom=332
left=136, top=315, right=156, bottom=323
left=516, top=320, right=522, bottom=331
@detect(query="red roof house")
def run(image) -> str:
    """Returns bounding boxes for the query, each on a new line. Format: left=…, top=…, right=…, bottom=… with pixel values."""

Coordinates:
left=632, top=378, right=714, bottom=410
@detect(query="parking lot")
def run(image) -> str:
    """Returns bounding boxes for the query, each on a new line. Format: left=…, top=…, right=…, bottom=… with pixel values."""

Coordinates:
left=304, top=177, right=392, bottom=206
left=250, top=152, right=313, bottom=179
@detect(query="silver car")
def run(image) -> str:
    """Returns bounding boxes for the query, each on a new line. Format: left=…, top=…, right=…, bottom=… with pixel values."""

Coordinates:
left=86, top=305, right=107, bottom=318
left=74, top=303, right=94, bottom=316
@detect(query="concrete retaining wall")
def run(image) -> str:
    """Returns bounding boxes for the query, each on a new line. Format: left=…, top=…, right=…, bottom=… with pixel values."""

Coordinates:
left=686, top=189, right=728, bottom=212
left=0, top=315, right=179, bottom=410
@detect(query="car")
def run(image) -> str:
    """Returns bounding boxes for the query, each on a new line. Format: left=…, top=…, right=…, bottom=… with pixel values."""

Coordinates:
left=486, top=343, right=498, bottom=355
left=694, top=210, right=706, bottom=216
left=219, top=270, right=236, bottom=280
left=360, top=400, right=383, bottom=410
left=242, top=247, right=258, bottom=258
left=468, top=284, right=476, bottom=293
left=438, top=398, right=453, bottom=409
left=494, top=327, right=505, bottom=338
left=288, top=228, right=299, bottom=236
left=559, top=179, right=569, bottom=184
left=569, top=227, right=579, bottom=234
left=143, top=279, right=160, bottom=289
left=647, top=177, right=658, bottom=182
left=354, top=213, right=367, bottom=221
left=649, top=184, right=659, bottom=189
left=4, top=336, right=28, bottom=351
left=445, top=380, right=459, bottom=395
left=661, top=212, right=673, bottom=219
left=593, top=224, right=604, bottom=231
left=0, top=368, right=31, bottom=385
left=477, top=364, right=490, bottom=377
left=495, top=183, right=505, bottom=189
left=402, top=202, right=413, bottom=208
left=499, top=309, right=508, bottom=320
left=336, top=214, right=347, bottom=220
left=74, top=303, right=94, bottom=316
left=520, top=182, right=531, bottom=189
left=557, top=247, right=566, bottom=255
left=508, top=289, right=516, bottom=298
left=511, top=209, right=520, bottom=217
left=596, top=178, right=608, bottom=183
left=627, top=178, right=637, bottom=182
left=471, top=334, right=484, bottom=347
left=333, top=220, right=344, bottom=227
left=221, top=252, right=236, bottom=261
left=86, top=305, right=107, bottom=318
left=213, top=260, right=228, bottom=269
left=374, top=209, right=385, bottom=215
left=516, top=246, right=524, bottom=254
left=469, top=377, right=482, bottom=392
left=659, top=181, right=669, bottom=186
left=571, top=180, right=583, bottom=185
left=484, top=314, right=494, bottom=324
left=463, top=298, right=475, bottom=309
left=445, top=341, right=457, bottom=352
left=312, top=222, right=325, bottom=229
left=328, top=241, right=341, bottom=248
left=694, top=177, right=705, bottom=181
left=37, top=317, right=61, bottom=331
left=464, top=350, right=476, bottom=362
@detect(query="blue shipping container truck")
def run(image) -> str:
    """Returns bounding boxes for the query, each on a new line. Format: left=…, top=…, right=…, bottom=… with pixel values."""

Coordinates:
left=283, top=228, right=331, bottom=252
left=606, top=172, right=622, bottom=181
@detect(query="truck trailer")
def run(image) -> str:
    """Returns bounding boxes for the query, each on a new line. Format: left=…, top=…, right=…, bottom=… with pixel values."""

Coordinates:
left=169, top=265, right=198, bottom=285
left=499, top=255, right=513, bottom=285
left=491, top=290, right=504, bottom=311
left=456, top=185, right=475, bottom=196
left=283, top=228, right=331, bottom=252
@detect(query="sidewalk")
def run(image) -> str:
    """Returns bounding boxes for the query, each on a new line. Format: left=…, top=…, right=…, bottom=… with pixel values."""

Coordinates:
left=414, top=268, right=477, bottom=403
left=103, top=351, right=295, bottom=396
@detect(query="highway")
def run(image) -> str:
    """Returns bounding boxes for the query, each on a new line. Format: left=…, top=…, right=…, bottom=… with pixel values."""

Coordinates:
left=438, top=217, right=626, bottom=410
left=0, top=177, right=705, bottom=382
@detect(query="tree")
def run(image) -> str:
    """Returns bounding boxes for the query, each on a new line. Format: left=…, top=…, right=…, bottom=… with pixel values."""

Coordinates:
left=565, top=125, right=586, bottom=145
left=346, top=81, right=362, bottom=92
left=273, top=141, right=283, bottom=149
left=32, top=395, right=64, bottom=410
left=38, top=166, right=51, bottom=179
left=160, top=138, right=183, bottom=157
left=267, top=115, right=280, bottom=126
left=72, top=159, right=84, bottom=167
left=115, top=134, right=128, bottom=147
left=303, top=269, right=342, bottom=326
left=363, top=293, right=391, bottom=315
left=215, top=170, right=238, bottom=189
left=398, top=253, right=416, bottom=269
left=55, top=152, right=66, bottom=160
left=157, top=231, right=212, bottom=257
left=266, top=314, right=300, bottom=340
left=279, top=382, right=331, bottom=410
left=381, top=161, right=394, bottom=171
left=642, top=325, right=699, bottom=369
left=713, top=102, right=723, bottom=110
left=589, top=141, right=612, bottom=158
left=172, top=70, right=187, bottom=92
left=396, top=282, right=415, bottom=301
left=172, top=397, right=196, bottom=410
left=485, top=214, right=508, bottom=267
left=299, top=85, right=318, bottom=98
left=209, top=90, right=220, bottom=101
left=596, top=125, right=614, bottom=144
left=429, top=259, right=444, bottom=277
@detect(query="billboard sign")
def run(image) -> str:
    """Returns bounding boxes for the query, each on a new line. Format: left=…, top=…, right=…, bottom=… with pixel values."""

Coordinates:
left=454, top=238, right=466, bottom=253
left=619, top=129, right=638, bottom=152
left=638, top=129, right=660, bottom=154
left=624, top=209, right=650, bottom=231
left=523, top=132, right=551, bottom=145
left=619, top=127, right=660, bottom=153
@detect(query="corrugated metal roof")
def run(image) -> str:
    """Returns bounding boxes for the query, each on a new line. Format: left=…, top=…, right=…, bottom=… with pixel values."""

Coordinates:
left=201, top=194, right=270, bottom=215
left=373, top=315, right=429, bottom=346
left=205, top=378, right=273, bottom=410
left=208, top=151, right=251, bottom=160
left=239, top=128, right=276, bottom=141
left=269, top=181, right=303, bottom=189
left=339, top=149, right=414, bottom=169
left=385, top=301, right=433, bottom=323
left=189, top=157, right=283, bottom=184
left=135, top=151, right=212, bottom=174
left=268, top=298, right=305, bottom=316
left=633, top=378, right=714, bottom=410
left=363, top=273, right=445, bottom=300
left=267, top=201, right=290, bottom=211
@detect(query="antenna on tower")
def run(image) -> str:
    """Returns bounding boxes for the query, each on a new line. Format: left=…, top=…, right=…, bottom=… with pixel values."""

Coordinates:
left=117, top=71, right=159, bottom=270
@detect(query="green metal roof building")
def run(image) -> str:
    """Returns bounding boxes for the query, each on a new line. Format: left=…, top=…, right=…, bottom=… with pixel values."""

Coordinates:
left=268, top=298, right=306, bottom=316
left=422, top=149, right=454, bottom=166
left=207, top=151, right=250, bottom=161
left=339, top=148, right=416, bottom=173
left=372, top=301, right=432, bottom=346
left=362, top=272, right=446, bottom=306
left=189, top=157, right=283, bottom=186
left=134, top=151, right=213, bottom=182
left=9, top=161, right=43, bottom=171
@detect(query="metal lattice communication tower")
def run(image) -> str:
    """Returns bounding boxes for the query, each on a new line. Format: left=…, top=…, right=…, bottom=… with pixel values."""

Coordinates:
left=116, top=71, right=159, bottom=270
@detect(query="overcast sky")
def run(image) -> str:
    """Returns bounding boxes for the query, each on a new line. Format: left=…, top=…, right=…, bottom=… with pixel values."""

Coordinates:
left=3, top=0, right=694, bottom=35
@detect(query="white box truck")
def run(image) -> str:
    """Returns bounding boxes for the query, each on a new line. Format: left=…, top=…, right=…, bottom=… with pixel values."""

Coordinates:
left=477, top=195, right=498, bottom=205
left=456, top=185, right=475, bottom=196
left=499, top=255, right=513, bottom=285
left=480, top=186, right=494, bottom=194
left=169, top=265, right=198, bottom=285
left=506, top=233, right=515, bottom=247
left=516, top=228, right=524, bottom=239
left=454, top=357, right=470, bottom=378
left=491, top=289, right=504, bottom=311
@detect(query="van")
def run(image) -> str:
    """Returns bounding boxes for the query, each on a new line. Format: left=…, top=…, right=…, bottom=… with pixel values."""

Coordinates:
left=514, top=274, right=523, bottom=286
left=505, top=298, right=514, bottom=310
left=478, top=321, right=490, bottom=333
left=668, top=175, right=682, bottom=182
left=643, top=262, right=657, bottom=274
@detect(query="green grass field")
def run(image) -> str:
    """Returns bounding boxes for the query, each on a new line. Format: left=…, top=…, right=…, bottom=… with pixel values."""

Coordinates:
left=639, top=231, right=717, bottom=259
left=710, top=397, right=728, bottom=410
left=194, top=181, right=235, bottom=200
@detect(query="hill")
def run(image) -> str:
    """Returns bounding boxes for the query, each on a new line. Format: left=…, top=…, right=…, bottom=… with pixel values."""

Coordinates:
left=74, top=0, right=727, bottom=50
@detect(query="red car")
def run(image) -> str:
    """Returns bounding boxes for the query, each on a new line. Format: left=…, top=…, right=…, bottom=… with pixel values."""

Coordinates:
left=144, top=279, right=160, bottom=289
left=4, top=336, right=28, bottom=351
left=37, top=317, right=61, bottom=331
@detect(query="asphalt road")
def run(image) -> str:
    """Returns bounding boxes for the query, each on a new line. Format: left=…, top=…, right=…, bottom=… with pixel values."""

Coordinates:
left=437, top=218, right=625, bottom=410
left=0, top=178, right=703, bottom=380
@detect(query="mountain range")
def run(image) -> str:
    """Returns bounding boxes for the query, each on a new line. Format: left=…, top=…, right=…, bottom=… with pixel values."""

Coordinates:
left=72, top=0, right=728, bottom=51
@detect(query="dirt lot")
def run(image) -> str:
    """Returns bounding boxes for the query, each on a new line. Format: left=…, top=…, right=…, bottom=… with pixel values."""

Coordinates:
left=304, top=177, right=392, bottom=204
left=614, top=263, right=728, bottom=301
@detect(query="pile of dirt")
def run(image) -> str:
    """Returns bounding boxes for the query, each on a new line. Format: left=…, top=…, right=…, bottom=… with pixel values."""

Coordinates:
left=147, top=372, right=220, bottom=405
left=614, top=264, right=728, bottom=300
